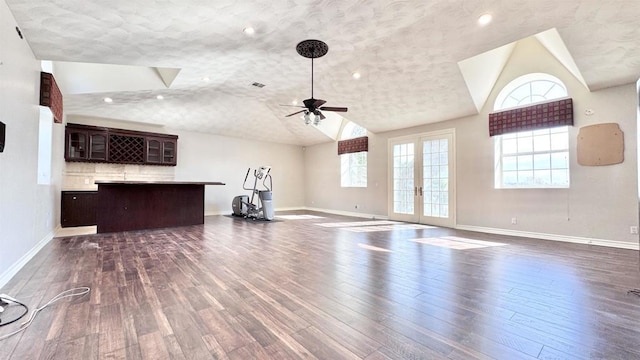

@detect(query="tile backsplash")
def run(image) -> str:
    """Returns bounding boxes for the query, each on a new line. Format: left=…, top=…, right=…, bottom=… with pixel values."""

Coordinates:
left=63, top=162, right=175, bottom=190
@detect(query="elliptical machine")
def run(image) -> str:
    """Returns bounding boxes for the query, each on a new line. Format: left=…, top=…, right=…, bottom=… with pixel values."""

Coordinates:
left=232, top=166, right=274, bottom=221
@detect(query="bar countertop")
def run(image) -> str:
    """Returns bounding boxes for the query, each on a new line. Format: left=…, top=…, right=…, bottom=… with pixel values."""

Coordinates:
left=95, top=180, right=225, bottom=186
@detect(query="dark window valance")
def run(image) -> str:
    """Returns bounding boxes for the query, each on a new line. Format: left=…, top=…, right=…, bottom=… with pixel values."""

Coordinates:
left=489, top=98, right=573, bottom=137
left=40, top=72, right=63, bottom=123
left=338, top=136, right=368, bottom=155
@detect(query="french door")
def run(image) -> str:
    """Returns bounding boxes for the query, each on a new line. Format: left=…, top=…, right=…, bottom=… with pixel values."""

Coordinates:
left=388, top=129, right=456, bottom=227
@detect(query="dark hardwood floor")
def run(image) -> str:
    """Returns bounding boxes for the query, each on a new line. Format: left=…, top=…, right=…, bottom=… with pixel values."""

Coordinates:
left=1, top=211, right=640, bottom=359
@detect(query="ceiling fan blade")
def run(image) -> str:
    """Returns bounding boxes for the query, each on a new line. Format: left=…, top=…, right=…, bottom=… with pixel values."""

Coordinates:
left=313, top=99, right=326, bottom=108
left=319, top=106, right=348, bottom=112
left=285, top=110, right=306, bottom=117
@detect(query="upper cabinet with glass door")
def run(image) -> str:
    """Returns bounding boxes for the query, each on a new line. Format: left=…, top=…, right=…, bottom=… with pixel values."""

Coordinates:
left=89, top=132, right=108, bottom=161
left=145, top=137, right=177, bottom=165
left=65, top=129, right=88, bottom=160
left=64, top=123, right=178, bottom=166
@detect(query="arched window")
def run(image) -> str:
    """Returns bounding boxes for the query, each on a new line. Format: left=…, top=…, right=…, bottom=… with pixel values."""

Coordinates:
left=494, top=73, right=567, bottom=110
left=340, top=122, right=367, bottom=187
left=494, top=73, right=570, bottom=188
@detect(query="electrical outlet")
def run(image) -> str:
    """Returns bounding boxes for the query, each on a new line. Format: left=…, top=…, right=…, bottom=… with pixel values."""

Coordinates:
left=630, top=226, right=638, bottom=235
left=511, top=217, right=517, bottom=225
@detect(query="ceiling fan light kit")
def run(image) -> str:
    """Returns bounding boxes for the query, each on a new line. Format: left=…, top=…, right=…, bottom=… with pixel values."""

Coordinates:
left=285, top=39, right=348, bottom=125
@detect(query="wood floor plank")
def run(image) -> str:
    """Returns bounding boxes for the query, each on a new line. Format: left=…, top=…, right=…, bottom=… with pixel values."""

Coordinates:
left=227, top=340, right=272, bottom=360
left=275, top=286, right=382, bottom=358
left=51, top=336, right=86, bottom=360
left=98, top=303, right=125, bottom=356
left=247, top=308, right=316, bottom=359
left=290, top=326, right=362, bottom=360
left=137, top=331, right=171, bottom=359
left=1, top=211, right=640, bottom=359
left=197, top=308, right=255, bottom=353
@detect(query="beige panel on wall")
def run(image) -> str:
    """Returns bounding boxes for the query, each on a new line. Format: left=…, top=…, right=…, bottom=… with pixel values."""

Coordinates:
left=577, top=123, right=624, bottom=166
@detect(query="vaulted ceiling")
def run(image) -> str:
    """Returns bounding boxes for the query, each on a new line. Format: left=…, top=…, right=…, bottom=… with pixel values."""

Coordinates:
left=6, top=0, right=640, bottom=145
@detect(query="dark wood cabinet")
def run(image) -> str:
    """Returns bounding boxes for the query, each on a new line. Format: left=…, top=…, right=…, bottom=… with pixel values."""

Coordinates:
left=94, top=181, right=224, bottom=233
left=163, top=140, right=176, bottom=165
left=96, top=182, right=205, bottom=233
left=146, top=137, right=177, bottom=165
left=89, top=132, right=108, bottom=160
left=66, top=130, right=88, bottom=160
left=146, top=138, right=162, bottom=163
left=61, top=191, right=97, bottom=227
left=64, top=124, right=178, bottom=166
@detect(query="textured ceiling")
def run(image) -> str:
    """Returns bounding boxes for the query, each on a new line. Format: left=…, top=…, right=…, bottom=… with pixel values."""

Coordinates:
left=6, top=0, right=640, bottom=145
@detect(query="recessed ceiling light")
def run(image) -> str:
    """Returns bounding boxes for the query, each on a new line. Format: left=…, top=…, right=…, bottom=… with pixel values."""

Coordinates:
left=352, top=72, right=361, bottom=80
left=202, top=77, right=210, bottom=82
left=478, top=13, right=492, bottom=26
left=292, top=100, right=298, bottom=105
left=243, top=27, right=255, bottom=35
left=156, top=95, right=164, bottom=100
left=103, top=97, right=113, bottom=103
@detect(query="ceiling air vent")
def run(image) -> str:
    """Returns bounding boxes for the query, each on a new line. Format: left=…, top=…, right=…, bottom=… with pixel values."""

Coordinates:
left=251, top=82, right=265, bottom=88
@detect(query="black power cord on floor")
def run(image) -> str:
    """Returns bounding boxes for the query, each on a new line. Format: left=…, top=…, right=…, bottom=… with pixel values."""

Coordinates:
left=0, top=296, right=29, bottom=327
left=629, top=289, right=640, bottom=297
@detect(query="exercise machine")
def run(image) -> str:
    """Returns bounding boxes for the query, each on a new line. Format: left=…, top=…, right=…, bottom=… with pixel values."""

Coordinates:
left=232, top=166, right=274, bottom=220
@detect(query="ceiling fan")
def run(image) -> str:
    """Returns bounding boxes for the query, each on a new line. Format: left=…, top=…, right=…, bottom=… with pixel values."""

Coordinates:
left=284, top=39, right=348, bottom=125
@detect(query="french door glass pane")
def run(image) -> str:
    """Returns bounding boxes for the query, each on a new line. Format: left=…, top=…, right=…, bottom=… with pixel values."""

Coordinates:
left=393, top=143, right=414, bottom=214
left=423, top=139, right=449, bottom=218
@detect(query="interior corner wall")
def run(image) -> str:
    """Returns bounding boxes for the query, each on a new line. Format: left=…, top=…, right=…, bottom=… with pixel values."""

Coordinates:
left=304, top=134, right=388, bottom=217
left=0, top=0, right=62, bottom=289
left=637, top=78, right=640, bottom=245
left=304, top=36, right=639, bottom=247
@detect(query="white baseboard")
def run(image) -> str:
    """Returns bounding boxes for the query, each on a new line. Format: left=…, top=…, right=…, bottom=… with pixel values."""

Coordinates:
left=274, top=207, right=306, bottom=212
left=205, top=207, right=307, bottom=217
left=205, top=206, right=389, bottom=220
left=0, top=229, right=57, bottom=290
left=456, top=225, right=639, bottom=250
left=303, top=207, right=389, bottom=220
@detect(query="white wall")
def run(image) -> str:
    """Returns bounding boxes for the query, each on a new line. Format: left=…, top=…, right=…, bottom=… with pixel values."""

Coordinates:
left=0, top=0, right=63, bottom=288
left=64, top=116, right=306, bottom=215
left=304, top=133, right=388, bottom=217
left=172, top=129, right=305, bottom=214
left=305, top=36, right=639, bottom=247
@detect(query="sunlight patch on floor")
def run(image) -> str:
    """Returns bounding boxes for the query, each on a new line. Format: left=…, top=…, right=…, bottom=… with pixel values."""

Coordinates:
left=276, top=215, right=325, bottom=220
left=411, top=236, right=508, bottom=250
left=357, top=243, right=393, bottom=252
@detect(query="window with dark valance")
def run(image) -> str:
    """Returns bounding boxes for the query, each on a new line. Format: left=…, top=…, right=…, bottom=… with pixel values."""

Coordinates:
left=337, top=136, right=368, bottom=155
left=488, top=98, right=573, bottom=137
left=40, top=72, right=64, bottom=123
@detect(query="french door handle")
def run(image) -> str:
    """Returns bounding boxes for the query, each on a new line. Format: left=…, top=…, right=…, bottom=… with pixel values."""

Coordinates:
left=414, top=186, right=417, bottom=196
left=419, top=187, right=423, bottom=196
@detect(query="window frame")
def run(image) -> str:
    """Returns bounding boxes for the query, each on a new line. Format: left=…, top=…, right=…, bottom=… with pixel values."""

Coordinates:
left=493, top=74, right=570, bottom=189
left=494, top=126, right=570, bottom=189
left=340, top=122, right=368, bottom=188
